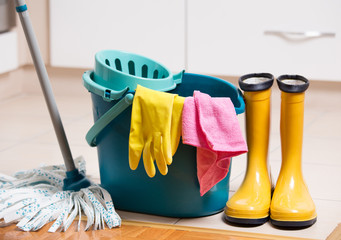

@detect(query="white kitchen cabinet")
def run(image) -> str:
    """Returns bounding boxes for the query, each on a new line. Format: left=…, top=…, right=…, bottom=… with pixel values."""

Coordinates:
left=49, top=0, right=185, bottom=72
left=187, top=0, right=341, bottom=81
left=0, top=31, right=18, bottom=74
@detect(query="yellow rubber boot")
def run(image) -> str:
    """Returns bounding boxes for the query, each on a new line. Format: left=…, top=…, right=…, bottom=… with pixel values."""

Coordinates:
left=270, top=75, right=317, bottom=228
left=225, top=73, right=274, bottom=225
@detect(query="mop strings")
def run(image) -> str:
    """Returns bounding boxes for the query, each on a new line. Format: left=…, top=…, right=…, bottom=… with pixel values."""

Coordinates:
left=0, top=157, right=121, bottom=232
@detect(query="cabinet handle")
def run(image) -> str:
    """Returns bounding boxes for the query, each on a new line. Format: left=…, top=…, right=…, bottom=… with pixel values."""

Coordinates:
left=264, top=30, right=336, bottom=39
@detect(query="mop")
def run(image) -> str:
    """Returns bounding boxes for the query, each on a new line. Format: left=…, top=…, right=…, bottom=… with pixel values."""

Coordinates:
left=0, top=0, right=121, bottom=232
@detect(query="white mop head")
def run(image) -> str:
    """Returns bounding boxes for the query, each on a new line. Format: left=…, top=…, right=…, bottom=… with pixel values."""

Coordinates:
left=0, top=157, right=121, bottom=232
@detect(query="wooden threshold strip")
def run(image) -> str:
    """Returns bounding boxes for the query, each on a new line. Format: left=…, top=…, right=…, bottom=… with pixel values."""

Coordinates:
left=122, top=220, right=316, bottom=240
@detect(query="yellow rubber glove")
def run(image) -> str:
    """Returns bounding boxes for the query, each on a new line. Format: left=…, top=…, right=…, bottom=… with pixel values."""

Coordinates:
left=171, top=95, right=185, bottom=156
left=129, top=85, right=184, bottom=177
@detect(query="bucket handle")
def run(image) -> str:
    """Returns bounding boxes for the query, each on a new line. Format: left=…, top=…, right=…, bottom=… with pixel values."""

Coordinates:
left=86, top=93, right=134, bottom=147
left=85, top=70, right=185, bottom=147
left=85, top=70, right=184, bottom=147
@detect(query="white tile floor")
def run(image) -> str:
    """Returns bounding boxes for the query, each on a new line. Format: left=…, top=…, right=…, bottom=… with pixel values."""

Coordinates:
left=1, top=67, right=340, bottom=239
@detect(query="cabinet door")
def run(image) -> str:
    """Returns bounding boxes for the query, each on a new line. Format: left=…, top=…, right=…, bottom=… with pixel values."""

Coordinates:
left=0, top=31, right=18, bottom=74
left=50, top=0, right=185, bottom=72
left=187, top=0, right=341, bottom=81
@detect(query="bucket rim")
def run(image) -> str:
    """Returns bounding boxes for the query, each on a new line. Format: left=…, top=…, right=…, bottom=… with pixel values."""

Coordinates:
left=181, top=73, right=245, bottom=115
left=83, top=70, right=183, bottom=101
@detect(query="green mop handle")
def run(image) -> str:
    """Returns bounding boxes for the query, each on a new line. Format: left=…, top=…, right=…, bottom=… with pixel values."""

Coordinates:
left=15, top=0, right=76, bottom=172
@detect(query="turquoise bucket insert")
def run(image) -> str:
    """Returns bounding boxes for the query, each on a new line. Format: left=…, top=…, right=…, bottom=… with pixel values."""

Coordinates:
left=93, top=50, right=182, bottom=95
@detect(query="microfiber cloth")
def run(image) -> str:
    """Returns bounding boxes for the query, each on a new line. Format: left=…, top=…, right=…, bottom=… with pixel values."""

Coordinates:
left=182, top=91, right=247, bottom=196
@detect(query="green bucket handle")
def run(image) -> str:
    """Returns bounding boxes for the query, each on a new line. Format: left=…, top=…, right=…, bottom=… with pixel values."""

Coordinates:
left=83, top=70, right=184, bottom=147
left=86, top=93, right=134, bottom=147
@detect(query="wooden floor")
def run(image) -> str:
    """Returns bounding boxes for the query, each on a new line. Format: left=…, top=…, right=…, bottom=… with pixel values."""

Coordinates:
left=0, top=221, right=315, bottom=240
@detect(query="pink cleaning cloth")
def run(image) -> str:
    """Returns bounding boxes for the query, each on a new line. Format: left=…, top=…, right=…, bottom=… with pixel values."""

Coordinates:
left=182, top=91, right=247, bottom=196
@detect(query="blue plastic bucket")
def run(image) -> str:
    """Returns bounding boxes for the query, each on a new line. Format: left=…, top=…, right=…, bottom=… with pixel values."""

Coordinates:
left=85, top=72, right=245, bottom=217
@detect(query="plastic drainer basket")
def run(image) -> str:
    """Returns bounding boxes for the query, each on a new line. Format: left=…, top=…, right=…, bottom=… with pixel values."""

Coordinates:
left=84, top=50, right=182, bottom=102
left=83, top=50, right=245, bottom=217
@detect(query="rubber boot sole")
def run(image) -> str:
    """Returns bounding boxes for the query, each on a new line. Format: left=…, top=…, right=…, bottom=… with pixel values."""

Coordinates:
left=224, top=215, right=269, bottom=227
left=270, top=217, right=317, bottom=229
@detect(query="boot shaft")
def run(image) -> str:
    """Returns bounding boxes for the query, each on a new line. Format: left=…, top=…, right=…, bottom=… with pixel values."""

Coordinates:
left=244, top=89, right=272, bottom=170
left=239, top=73, right=274, bottom=172
left=277, top=75, right=309, bottom=172
left=280, top=91, right=305, bottom=171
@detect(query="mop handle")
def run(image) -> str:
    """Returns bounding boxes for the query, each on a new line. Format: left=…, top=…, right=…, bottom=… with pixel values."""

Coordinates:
left=15, top=0, right=76, bottom=172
